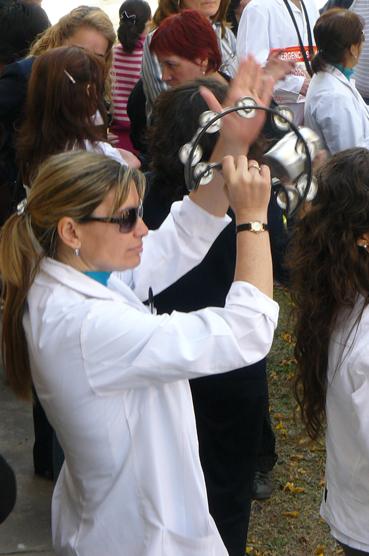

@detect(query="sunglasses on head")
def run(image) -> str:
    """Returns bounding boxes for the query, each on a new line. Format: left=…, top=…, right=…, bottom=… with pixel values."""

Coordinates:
left=80, top=202, right=143, bottom=233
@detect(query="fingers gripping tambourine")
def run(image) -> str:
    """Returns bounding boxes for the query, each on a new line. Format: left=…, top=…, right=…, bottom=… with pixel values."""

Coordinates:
left=178, top=98, right=321, bottom=217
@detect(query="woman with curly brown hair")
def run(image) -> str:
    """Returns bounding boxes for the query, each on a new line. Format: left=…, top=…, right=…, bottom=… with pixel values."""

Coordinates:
left=290, top=147, right=369, bottom=555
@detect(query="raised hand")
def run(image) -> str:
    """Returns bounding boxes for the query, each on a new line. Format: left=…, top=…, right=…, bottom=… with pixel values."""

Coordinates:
left=265, top=49, right=295, bottom=82
left=200, top=56, right=274, bottom=156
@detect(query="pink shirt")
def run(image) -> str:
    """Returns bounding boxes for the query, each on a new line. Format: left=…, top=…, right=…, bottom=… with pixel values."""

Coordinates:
left=111, top=37, right=144, bottom=129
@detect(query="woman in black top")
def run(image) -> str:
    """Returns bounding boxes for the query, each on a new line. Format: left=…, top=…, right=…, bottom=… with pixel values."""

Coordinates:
left=143, top=78, right=278, bottom=556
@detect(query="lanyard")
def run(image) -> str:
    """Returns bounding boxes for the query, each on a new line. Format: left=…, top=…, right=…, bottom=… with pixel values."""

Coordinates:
left=282, top=0, right=314, bottom=77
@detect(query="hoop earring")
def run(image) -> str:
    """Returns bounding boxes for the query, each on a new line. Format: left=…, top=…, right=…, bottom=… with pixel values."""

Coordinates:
left=74, top=247, right=80, bottom=257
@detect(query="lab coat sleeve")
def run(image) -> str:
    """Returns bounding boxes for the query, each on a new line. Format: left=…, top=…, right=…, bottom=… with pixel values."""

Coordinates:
left=237, top=4, right=270, bottom=64
left=96, top=142, right=128, bottom=165
left=236, top=4, right=304, bottom=102
left=308, top=91, right=369, bottom=154
left=114, top=196, right=231, bottom=301
left=80, top=281, right=279, bottom=394
left=349, top=344, right=369, bottom=461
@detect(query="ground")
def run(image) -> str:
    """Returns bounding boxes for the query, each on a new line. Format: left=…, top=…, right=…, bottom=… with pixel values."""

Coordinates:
left=246, top=286, right=344, bottom=556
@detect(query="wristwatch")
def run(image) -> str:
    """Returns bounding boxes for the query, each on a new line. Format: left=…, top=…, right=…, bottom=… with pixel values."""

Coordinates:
left=236, top=222, right=269, bottom=234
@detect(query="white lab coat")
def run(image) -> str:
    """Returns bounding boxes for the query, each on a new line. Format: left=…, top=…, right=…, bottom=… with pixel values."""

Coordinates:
left=236, top=0, right=319, bottom=125
left=321, top=296, right=369, bottom=551
left=304, top=64, right=369, bottom=155
left=83, top=139, right=126, bottom=165
left=24, top=197, right=279, bottom=556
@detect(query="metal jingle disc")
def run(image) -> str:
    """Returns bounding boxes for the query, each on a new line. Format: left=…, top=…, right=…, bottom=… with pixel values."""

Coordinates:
left=199, top=110, right=221, bottom=133
left=193, top=162, right=214, bottom=185
left=272, top=106, right=294, bottom=132
left=179, top=142, right=203, bottom=166
left=295, top=136, right=318, bottom=159
left=297, top=174, right=318, bottom=202
left=235, top=96, right=257, bottom=119
left=295, top=138, right=305, bottom=156
left=276, top=186, right=300, bottom=212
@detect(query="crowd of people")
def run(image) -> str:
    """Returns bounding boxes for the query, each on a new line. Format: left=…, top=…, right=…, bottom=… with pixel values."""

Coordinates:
left=1, top=1, right=369, bottom=555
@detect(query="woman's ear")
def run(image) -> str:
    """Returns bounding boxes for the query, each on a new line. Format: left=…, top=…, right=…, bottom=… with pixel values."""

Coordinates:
left=196, top=58, right=209, bottom=75
left=57, top=217, right=82, bottom=251
left=356, top=231, right=369, bottom=248
left=349, top=42, right=361, bottom=62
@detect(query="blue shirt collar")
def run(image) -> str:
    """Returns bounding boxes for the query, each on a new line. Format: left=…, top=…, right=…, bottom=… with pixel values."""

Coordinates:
left=334, top=63, right=354, bottom=81
left=84, top=271, right=112, bottom=287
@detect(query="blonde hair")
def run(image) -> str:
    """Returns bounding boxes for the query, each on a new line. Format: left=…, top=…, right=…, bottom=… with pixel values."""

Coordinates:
left=0, top=151, right=145, bottom=399
left=30, top=6, right=116, bottom=94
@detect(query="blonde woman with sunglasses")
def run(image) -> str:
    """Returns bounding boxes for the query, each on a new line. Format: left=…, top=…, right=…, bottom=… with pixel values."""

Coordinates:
left=0, top=58, right=278, bottom=556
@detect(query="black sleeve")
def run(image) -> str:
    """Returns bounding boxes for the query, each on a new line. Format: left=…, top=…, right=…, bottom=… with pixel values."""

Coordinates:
left=127, top=78, right=148, bottom=154
left=0, top=454, right=17, bottom=524
left=0, top=61, right=29, bottom=122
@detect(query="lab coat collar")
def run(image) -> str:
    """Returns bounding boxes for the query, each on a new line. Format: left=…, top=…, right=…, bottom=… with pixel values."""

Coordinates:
left=327, top=64, right=356, bottom=86
left=326, top=64, right=369, bottom=114
left=274, top=0, right=303, bottom=12
left=39, top=258, right=146, bottom=311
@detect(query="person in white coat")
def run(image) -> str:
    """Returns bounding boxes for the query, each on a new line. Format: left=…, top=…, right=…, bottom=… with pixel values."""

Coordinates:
left=304, top=8, right=369, bottom=155
left=290, top=147, right=369, bottom=556
left=236, top=0, right=319, bottom=125
left=0, top=58, right=278, bottom=556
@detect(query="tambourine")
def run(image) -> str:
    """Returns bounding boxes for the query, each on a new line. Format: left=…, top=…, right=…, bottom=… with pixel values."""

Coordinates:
left=178, top=98, right=321, bottom=217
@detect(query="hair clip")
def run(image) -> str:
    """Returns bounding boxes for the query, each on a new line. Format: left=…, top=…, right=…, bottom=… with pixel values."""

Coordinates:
left=16, top=198, right=27, bottom=216
left=121, top=10, right=136, bottom=23
left=64, top=69, right=76, bottom=84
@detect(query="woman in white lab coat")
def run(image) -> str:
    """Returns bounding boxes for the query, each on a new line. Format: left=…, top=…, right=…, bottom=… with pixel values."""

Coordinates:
left=290, top=147, right=369, bottom=556
left=304, top=8, right=369, bottom=155
left=0, top=58, right=278, bottom=556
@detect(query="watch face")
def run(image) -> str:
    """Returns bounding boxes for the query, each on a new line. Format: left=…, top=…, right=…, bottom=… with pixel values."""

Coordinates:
left=252, top=221, right=263, bottom=232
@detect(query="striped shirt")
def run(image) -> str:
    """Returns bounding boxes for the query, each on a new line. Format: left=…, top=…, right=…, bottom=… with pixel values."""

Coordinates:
left=141, top=23, right=238, bottom=118
left=111, top=38, right=145, bottom=128
left=351, top=0, right=369, bottom=98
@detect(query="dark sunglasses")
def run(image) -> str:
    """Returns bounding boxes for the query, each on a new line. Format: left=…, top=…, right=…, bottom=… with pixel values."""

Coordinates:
left=80, top=203, right=143, bottom=233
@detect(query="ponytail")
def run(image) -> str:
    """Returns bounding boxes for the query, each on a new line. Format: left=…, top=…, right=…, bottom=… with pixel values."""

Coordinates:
left=0, top=209, right=43, bottom=399
left=117, top=0, right=151, bottom=53
left=0, top=150, right=145, bottom=400
left=311, top=51, right=327, bottom=74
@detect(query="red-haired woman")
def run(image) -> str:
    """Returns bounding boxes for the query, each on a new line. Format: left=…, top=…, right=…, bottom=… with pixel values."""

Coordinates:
left=127, top=10, right=227, bottom=155
left=142, top=0, right=237, bottom=116
left=149, top=9, right=228, bottom=86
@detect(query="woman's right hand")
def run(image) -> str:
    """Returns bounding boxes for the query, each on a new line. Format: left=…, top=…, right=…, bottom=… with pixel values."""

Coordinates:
left=222, top=155, right=271, bottom=222
left=222, top=154, right=273, bottom=298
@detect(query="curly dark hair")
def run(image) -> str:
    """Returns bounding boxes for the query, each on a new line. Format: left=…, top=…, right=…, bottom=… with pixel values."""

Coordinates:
left=148, top=77, right=266, bottom=203
left=289, top=147, right=369, bottom=440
